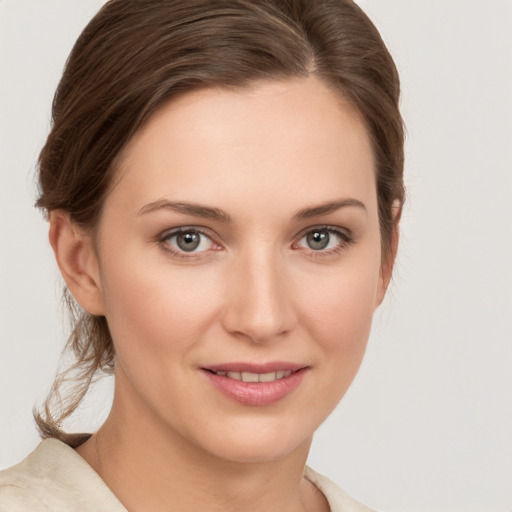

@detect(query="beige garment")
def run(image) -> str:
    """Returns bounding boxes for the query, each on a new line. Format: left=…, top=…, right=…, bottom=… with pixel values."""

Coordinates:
left=0, top=439, right=376, bottom=511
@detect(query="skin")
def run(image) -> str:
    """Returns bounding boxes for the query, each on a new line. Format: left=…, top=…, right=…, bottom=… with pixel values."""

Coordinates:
left=50, top=76, right=397, bottom=512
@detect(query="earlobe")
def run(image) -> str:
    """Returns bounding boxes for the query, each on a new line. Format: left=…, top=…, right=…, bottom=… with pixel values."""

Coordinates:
left=49, top=211, right=106, bottom=316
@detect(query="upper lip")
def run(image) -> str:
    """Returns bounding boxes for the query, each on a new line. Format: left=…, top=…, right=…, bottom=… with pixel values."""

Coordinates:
left=202, top=362, right=308, bottom=373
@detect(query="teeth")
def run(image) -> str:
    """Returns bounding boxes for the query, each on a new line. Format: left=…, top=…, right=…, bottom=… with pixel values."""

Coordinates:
left=241, top=372, right=259, bottom=382
left=258, top=372, right=277, bottom=382
left=216, top=370, right=294, bottom=382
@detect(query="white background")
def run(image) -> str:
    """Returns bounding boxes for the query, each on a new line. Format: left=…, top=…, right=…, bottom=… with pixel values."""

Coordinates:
left=1, top=1, right=511, bottom=511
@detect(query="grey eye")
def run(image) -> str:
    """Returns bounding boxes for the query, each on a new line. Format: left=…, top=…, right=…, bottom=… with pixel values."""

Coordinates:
left=306, top=230, right=330, bottom=250
left=176, top=231, right=201, bottom=251
left=162, top=228, right=216, bottom=256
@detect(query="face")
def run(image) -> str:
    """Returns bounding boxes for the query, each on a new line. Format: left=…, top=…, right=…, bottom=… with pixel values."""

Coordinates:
left=89, top=77, right=389, bottom=463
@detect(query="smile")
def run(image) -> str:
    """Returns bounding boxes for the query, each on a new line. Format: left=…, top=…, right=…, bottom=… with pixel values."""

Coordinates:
left=211, top=370, right=293, bottom=382
left=202, top=363, right=308, bottom=406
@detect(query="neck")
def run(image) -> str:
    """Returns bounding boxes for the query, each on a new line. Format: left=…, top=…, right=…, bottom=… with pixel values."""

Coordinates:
left=76, top=384, right=326, bottom=512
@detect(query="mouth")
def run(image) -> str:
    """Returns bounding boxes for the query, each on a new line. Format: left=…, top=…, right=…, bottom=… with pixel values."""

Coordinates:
left=205, top=369, right=294, bottom=383
left=201, top=363, right=309, bottom=406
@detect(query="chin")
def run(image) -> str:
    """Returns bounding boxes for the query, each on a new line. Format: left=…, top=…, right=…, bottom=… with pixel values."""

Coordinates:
left=207, top=436, right=309, bottom=465
left=186, top=415, right=315, bottom=465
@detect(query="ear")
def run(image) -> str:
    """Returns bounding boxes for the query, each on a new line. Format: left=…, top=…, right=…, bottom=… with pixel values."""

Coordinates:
left=49, top=211, right=106, bottom=316
left=375, top=200, right=402, bottom=307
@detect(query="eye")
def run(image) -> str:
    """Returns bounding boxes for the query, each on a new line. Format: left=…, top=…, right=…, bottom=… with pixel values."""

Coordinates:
left=295, top=227, right=352, bottom=253
left=161, top=228, right=216, bottom=254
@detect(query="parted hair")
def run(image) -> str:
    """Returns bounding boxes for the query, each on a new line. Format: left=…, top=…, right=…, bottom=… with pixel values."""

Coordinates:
left=35, top=0, right=404, bottom=445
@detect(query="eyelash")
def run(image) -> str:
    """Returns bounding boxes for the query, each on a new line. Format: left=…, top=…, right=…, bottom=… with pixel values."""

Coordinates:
left=293, top=226, right=354, bottom=259
left=157, top=225, right=354, bottom=260
left=158, top=227, right=219, bottom=260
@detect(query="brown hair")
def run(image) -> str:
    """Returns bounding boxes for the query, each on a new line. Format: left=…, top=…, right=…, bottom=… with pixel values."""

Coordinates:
left=35, top=0, right=404, bottom=445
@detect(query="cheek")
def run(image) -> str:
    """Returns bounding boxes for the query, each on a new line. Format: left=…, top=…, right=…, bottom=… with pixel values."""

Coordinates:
left=99, top=247, right=222, bottom=360
left=305, top=266, right=378, bottom=337
left=298, top=258, right=380, bottom=377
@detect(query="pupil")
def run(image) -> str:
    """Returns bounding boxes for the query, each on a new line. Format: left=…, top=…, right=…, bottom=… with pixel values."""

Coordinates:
left=177, top=232, right=200, bottom=251
left=307, top=230, right=329, bottom=250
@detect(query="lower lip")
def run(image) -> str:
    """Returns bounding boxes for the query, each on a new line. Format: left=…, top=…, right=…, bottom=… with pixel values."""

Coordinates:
left=202, top=368, right=308, bottom=406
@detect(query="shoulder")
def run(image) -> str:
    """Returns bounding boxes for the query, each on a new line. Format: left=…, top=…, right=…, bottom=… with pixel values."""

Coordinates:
left=0, top=439, right=125, bottom=511
left=304, top=466, right=380, bottom=512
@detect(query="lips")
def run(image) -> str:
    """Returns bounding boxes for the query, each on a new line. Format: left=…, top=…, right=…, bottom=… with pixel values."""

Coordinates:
left=210, top=370, right=293, bottom=382
left=201, top=362, right=309, bottom=406
left=204, top=361, right=306, bottom=374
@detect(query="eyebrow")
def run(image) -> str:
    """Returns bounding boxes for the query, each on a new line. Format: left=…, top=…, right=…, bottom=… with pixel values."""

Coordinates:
left=137, top=199, right=232, bottom=223
left=293, top=198, right=367, bottom=221
left=136, top=197, right=366, bottom=223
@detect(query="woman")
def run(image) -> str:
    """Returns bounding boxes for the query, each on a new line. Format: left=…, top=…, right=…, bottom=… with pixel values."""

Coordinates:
left=0, top=0, right=403, bottom=510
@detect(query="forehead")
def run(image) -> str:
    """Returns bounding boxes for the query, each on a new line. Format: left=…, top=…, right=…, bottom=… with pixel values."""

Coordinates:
left=110, top=76, right=376, bottom=218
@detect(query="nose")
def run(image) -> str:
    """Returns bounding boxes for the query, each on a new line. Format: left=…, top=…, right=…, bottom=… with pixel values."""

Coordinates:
left=221, top=248, right=297, bottom=344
